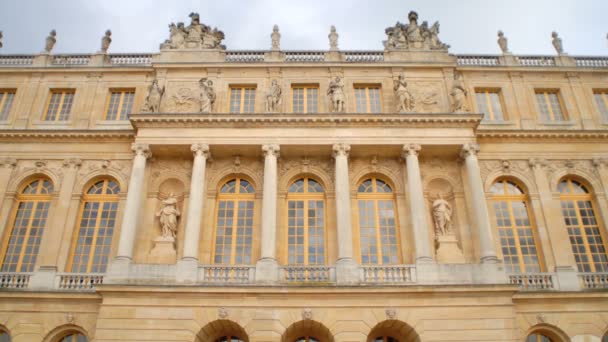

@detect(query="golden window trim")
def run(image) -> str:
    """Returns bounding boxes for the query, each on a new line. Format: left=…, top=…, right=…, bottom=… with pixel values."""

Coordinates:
left=43, top=89, right=76, bottom=122
left=534, top=89, right=568, bottom=122
left=592, top=89, right=608, bottom=121
left=291, top=84, right=319, bottom=113
left=229, top=86, right=257, bottom=113
left=104, top=88, right=135, bottom=121
left=354, top=84, right=383, bottom=113
left=0, top=89, right=16, bottom=121
left=475, top=88, right=506, bottom=121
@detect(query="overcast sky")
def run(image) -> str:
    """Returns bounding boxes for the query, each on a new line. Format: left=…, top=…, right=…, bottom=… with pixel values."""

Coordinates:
left=0, top=0, right=606, bottom=55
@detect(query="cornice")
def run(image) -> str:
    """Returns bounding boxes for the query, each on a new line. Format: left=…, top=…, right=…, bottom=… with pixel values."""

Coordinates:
left=0, top=129, right=134, bottom=141
left=477, top=129, right=608, bottom=141
left=129, top=113, right=483, bottom=129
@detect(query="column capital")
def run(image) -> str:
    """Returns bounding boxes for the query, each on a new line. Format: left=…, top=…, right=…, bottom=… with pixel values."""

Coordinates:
left=529, top=157, right=548, bottom=169
left=332, top=143, right=351, bottom=158
left=131, top=143, right=151, bottom=159
left=0, top=158, right=17, bottom=169
left=262, top=144, right=280, bottom=158
left=62, top=158, right=82, bottom=170
left=460, top=143, right=480, bottom=159
left=592, top=157, right=608, bottom=169
left=402, top=143, right=421, bottom=158
left=191, top=143, right=210, bottom=158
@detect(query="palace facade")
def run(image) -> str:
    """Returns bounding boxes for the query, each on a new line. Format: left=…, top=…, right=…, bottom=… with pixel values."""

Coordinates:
left=0, top=10, right=608, bottom=342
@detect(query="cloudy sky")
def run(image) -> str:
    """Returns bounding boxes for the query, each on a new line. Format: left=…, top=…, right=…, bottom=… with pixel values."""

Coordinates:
left=0, top=0, right=606, bottom=55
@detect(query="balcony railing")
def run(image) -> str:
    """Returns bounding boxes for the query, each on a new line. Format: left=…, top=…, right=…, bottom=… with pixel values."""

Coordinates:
left=0, top=272, right=31, bottom=289
left=457, top=55, right=500, bottom=66
left=198, top=265, right=255, bottom=284
left=343, top=51, right=385, bottom=63
left=0, top=55, right=34, bottom=66
left=284, top=51, right=326, bottom=63
left=56, top=273, right=104, bottom=290
left=109, top=53, right=153, bottom=65
left=225, top=51, right=266, bottom=63
left=361, top=265, right=416, bottom=284
left=574, top=56, right=608, bottom=68
left=51, top=54, right=91, bottom=66
left=579, top=272, right=608, bottom=289
left=509, top=273, right=556, bottom=290
left=280, top=265, right=335, bottom=283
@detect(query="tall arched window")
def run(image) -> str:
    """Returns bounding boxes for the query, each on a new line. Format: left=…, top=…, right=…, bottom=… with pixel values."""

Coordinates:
left=295, top=337, right=319, bottom=342
left=216, top=337, right=244, bottom=342
left=58, top=333, right=87, bottom=342
left=526, top=333, right=553, bottom=342
left=372, top=337, right=398, bottom=342
left=1, top=178, right=53, bottom=272
left=559, top=178, right=608, bottom=272
left=67, top=179, right=120, bottom=273
left=213, top=178, right=255, bottom=264
left=357, top=177, right=401, bottom=265
left=0, top=329, right=10, bottom=342
left=287, top=177, right=326, bottom=265
left=490, top=179, right=542, bottom=273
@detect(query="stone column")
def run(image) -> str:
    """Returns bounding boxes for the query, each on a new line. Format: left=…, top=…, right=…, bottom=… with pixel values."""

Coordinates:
left=0, top=158, right=16, bottom=220
left=182, top=144, right=210, bottom=261
left=115, top=143, right=151, bottom=262
left=402, top=144, right=433, bottom=263
left=332, top=143, right=359, bottom=284
left=460, top=143, right=498, bottom=263
left=255, top=144, right=280, bottom=283
left=592, top=158, right=608, bottom=240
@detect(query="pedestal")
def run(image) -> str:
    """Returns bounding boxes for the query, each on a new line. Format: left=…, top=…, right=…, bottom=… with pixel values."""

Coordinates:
left=435, top=234, right=465, bottom=264
left=149, top=236, right=177, bottom=264
left=255, top=258, right=278, bottom=284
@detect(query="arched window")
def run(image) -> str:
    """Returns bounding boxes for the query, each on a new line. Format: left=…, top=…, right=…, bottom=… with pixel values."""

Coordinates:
left=287, top=177, right=326, bottom=265
left=216, top=337, right=244, bottom=342
left=67, top=179, right=120, bottom=273
left=0, top=330, right=10, bottom=342
left=559, top=178, right=608, bottom=272
left=372, top=337, right=398, bottom=342
left=357, top=177, right=401, bottom=265
left=1, top=178, right=53, bottom=272
left=213, top=178, right=255, bottom=264
left=526, top=333, right=553, bottom=342
left=490, top=179, right=542, bottom=273
left=295, top=337, right=319, bottom=342
left=58, top=333, right=87, bottom=342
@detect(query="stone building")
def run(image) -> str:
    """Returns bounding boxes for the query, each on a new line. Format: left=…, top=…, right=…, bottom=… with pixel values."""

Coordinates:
left=0, top=10, right=607, bottom=342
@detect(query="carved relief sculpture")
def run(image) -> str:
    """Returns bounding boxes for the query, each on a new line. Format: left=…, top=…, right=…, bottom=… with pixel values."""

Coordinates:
left=394, top=73, right=414, bottom=112
left=142, top=79, right=165, bottom=113
left=44, top=29, right=57, bottom=53
left=199, top=77, right=216, bottom=113
left=450, top=73, right=469, bottom=113
left=329, top=25, right=339, bottom=51
left=100, top=30, right=112, bottom=53
left=156, top=193, right=181, bottom=240
left=266, top=79, right=282, bottom=112
left=497, top=30, right=509, bottom=54
left=161, top=12, right=225, bottom=50
left=271, top=25, right=281, bottom=51
left=432, top=193, right=452, bottom=236
left=383, top=11, right=449, bottom=51
left=552, top=31, right=564, bottom=54
left=327, top=76, right=346, bottom=112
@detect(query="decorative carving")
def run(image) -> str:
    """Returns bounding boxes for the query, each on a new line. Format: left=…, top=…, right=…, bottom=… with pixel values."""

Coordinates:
left=528, top=158, right=548, bottom=169
left=394, top=74, right=414, bottom=112
left=403, top=143, right=421, bottom=157
left=383, top=11, right=448, bottom=51
left=132, top=143, right=152, bottom=159
left=329, top=26, right=339, bottom=51
left=156, top=193, right=181, bottom=239
left=65, top=312, right=74, bottom=324
left=500, top=159, right=510, bottom=171
left=332, top=143, right=350, bottom=158
left=497, top=30, right=509, bottom=54
left=327, top=76, right=346, bottom=113
left=44, top=30, right=56, bottom=53
left=536, top=313, right=546, bottom=324
left=35, top=160, right=47, bottom=169
left=62, top=158, right=83, bottom=170
left=432, top=193, right=452, bottom=236
left=266, top=79, right=282, bottom=112
left=218, top=307, right=228, bottom=319
left=199, top=78, right=216, bottom=113
left=191, top=143, right=210, bottom=158
left=142, top=79, right=165, bottom=113
left=302, top=308, right=313, bottom=320
left=450, top=73, right=469, bottom=113
left=552, top=31, right=564, bottom=54
left=100, top=30, right=112, bottom=53
left=422, top=157, right=463, bottom=191
left=385, top=308, right=397, bottom=320
left=0, top=158, right=17, bottom=168
left=271, top=25, right=280, bottom=51
left=166, top=87, right=198, bottom=112
left=460, top=143, right=479, bottom=159
left=262, top=144, right=280, bottom=158
left=409, top=82, right=441, bottom=113
left=161, top=13, right=225, bottom=50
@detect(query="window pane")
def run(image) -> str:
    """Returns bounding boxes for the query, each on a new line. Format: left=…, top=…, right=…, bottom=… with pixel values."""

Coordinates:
left=536, top=91, right=565, bottom=121
left=0, top=91, right=16, bottom=121
left=594, top=92, right=608, bottom=121
left=44, top=91, right=75, bottom=121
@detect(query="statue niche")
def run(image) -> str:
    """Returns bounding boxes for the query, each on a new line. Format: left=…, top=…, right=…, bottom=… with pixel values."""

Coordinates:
left=160, top=12, right=226, bottom=50
left=427, top=178, right=464, bottom=263
left=149, top=178, right=185, bottom=264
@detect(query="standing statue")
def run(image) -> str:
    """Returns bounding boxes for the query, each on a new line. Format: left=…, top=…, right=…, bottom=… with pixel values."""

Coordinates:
left=186, top=12, right=204, bottom=43
left=44, top=30, right=57, bottom=53
left=394, top=74, right=414, bottom=112
left=383, top=11, right=448, bottom=51
left=450, top=73, right=469, bottom=113
left=497, top=30, right=509, bottom=54
left=329, top=26, right=339, bottom=51
left=266, top=79, right=282, bottom=112
left=552, top=31, right=564, bottom=54
left=100, top=30, right=112, bottom=53
left=327, top=76, right=346, bottom=112
left=156, top=193, right=180, bottom=239
left=0, top=31, right=3, bottom=49
left=199, top=77, right=216, bottom=113
left=432, top=194, right=452, bottom=236
left=162, top=13, right=225, bottom=50
left=405, top=11, right=423, bottom=44
left=271, top=25, right=281, bottom=51
left=142, top=79, right=165, bottom=113
left=163, top=22, right=187, bottom=49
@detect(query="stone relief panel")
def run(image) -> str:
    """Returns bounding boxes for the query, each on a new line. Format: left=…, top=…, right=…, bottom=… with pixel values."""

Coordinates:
left=546, top=159, right=602, bottom=193
left=161, top=82, right=201, bottom=113
left=278, top=157, right=334, bottom=193
left=76, top=159, right=131, bottom=192
left=9, top=159, right=64, bottom=192
left=349, top=156, right=404, bottom=195
left=479, top=159, right=535, bottom=192
left=409, top=81, right=444, bottom=113
left=206, top=157, right=264, bottom=195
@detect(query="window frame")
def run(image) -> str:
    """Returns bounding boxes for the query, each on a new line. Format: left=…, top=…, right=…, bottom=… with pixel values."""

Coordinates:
left=228, top=85, right=257, bottom=113
left=291, top=84, right=319, bottom=113
left=475, top=88, right=506, bottom=121
left=353, top=84, right=382, bottom=113
left=534, top=89, right=568, bottom=122
left=104, top=88, right=135, bottom=121
left=593, top=89, right=608, bottom=122
left=43, top=89, right=76, bottom=122
left=0, top=89, right=17, bottom=121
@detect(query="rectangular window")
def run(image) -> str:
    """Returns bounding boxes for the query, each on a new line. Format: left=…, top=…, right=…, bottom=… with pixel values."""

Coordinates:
left=229, top=86, right=256, bottom=113
left=475, top=89, right=505, bottom=121
left=105, top=89, right=135, bottom=120
left=292, top=85, right=319, bottom=113
left=354, top=85, right=382, bottom=113
left=535, top=90, right=567, bottom=122
left=0, top=90, right=16, bottom=121
left=44, top=90, right=75, bottom=121
left=593, top=90, right=608, bottom=122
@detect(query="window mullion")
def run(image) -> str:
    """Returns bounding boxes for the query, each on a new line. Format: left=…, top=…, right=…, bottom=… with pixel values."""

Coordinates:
left=56, top=93, right=66, bottom=121
left=87, top=199, right=104, bottom=273
left=373, top=199, right=383, bottom=265
left=117, top=92, right=125, bottom=120
left=507, top=200, right=525, bottom=273
left=574, top=198, right=595, bottom=272
left=303, top=199, right=309, bottom=265
left=17, top=200, right=37, bottom=271
left=230, top=199, right=239, bottom=265
left=485, top=92, right=494, bottom=120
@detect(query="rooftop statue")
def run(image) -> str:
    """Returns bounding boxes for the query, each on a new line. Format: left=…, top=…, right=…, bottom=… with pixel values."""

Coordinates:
left=552, top=31, right=564, bottom=54
left=497, top=30, right=509, bottom=54
left=329, top=26, right=339, bottom=51
left=271, top=25, right=280, bottom=51
left=161, top=12, right=226, bottom=50
left=100, top=30, right=112, bottom=53
left=44, top=29, right=57, bottom=53
left=0, top=31, right=3, bottom=49
left=383, top=11, right=449, bottom=51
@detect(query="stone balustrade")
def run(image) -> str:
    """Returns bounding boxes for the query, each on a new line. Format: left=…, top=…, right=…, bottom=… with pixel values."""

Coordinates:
left=508, top=273, right=556, bottom=290
left=579, top=272, right=608, bottom=289
left=342, top=51, right=385, bottom=63
left=0, top=272, right=31, bottom=289
left=0, top=55, right=34, bottom=66
left=574, top=56, right=608, bottom=68
left=457, top=55, right=500, bottom=66
left=109, top=53, right=153, bottom=65
left=361, top=265, right=417, bottom=284
left=516, top=55, right=557, bottom=67
left=51, top=54, right=92, bottom=66
left=280, top=265, right=335, bottom=283
left=284, top=51, right=326, bottom=62
left=198, top=265, right=255, bottom=284
left=225, top=51, right=266, bottom=63
left=56, top=273, right=104, bottom=290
